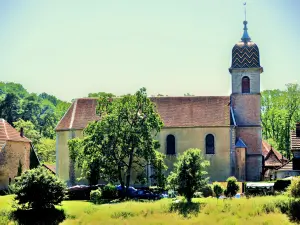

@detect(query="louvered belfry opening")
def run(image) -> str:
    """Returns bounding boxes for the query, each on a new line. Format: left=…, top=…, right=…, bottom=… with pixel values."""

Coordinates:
left=242, top=76, right=250, bottom=93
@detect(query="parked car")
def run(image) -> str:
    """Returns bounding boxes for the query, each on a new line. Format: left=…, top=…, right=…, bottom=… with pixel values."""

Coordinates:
left=131, top=189, right=161, bottom=200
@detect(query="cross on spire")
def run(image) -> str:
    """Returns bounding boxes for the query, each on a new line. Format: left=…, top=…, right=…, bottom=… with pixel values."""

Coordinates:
left=241, top=2, right=251, bottom=43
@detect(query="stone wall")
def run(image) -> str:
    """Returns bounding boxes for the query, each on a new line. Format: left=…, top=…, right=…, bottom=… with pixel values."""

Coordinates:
left=231, top=68, right=261, bottom=94
left=231, top=94, right=261, bottom=126
left=156, top=127, right=231, bottom=182
left=57, top=126, right=232, bottom=184
left=0, top=141, right=31, bottom=189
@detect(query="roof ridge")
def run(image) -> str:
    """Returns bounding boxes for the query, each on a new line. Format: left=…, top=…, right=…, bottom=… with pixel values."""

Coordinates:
left=69, top=99, right=78, bottom=130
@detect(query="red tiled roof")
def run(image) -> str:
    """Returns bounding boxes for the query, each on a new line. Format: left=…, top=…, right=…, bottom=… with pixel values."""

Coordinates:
left=291, top=130, right=300, bottom=150
left=276, top=161, right=293, bottom=172
left=262, top=140, right=287, bottom=167
left=55, top=96, right=231, bottom=131
left=0, top=119, right=31, bottom=145
left=43, top=164, right=56, bottom=174
left=55, top=98, right=100, bottom=131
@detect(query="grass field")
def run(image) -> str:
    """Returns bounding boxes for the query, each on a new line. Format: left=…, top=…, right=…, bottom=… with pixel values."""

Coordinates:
left=0, top=195, right=297, bottom=225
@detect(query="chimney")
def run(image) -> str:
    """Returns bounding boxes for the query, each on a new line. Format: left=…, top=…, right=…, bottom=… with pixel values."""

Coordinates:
left=20, top=127, right=24, bottom=138
left=296, top=122, right=300, bottom=137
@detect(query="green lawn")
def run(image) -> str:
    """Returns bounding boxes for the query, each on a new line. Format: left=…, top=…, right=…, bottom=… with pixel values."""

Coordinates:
left=0, top=195, right=297, bottom=225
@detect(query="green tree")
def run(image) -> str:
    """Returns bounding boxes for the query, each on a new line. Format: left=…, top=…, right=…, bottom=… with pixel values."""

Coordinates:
left=213, top=182, right=224, bottom=198
left=170, top=148, right=210, bottom=203
left=261, top=84, right=300, bottom=158
left=21, top=94, right=42, bottom=128
left=224, top=176, right=239, bottom=198
left=13, top=119, right=41, bottom=145
left=0, top=93, right=21, bottom=125
left=88, top=92, right=115, bottom=98
left=288, top=177, right=300, bottom=198
left=13, top=166, right=67, bottom=209
left=69, top=88, right=165, bottom=196
left=35, top=138, right=56, bottom=163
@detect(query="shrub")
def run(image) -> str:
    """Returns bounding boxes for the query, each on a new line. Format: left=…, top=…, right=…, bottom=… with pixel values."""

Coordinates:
left=288, top=177, right=300, bottom=198
left=90, top=189, right=102, bottom=204
left=274, top=179, right=291, bottom=192
left=200, top=184, right=213, bottom=197
left=213, top=183, right=224, bottom=198
left=101, top=183, right=118, bottom=199
left=224, top=176, right=239, bottom=197
left=172, top=149, right=210, bottom=203
left=13, top=166, right=67, bottom=209
left=288, top=198, right=300, bottom=222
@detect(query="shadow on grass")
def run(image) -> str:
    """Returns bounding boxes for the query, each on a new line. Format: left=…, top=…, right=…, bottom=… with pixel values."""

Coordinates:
left=169, top=201, right=203, bottom=218
left=11, top=207, right=66, bottom=225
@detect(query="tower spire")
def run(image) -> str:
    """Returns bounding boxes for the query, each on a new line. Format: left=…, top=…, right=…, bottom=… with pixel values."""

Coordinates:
left=241, top=2, right=251, bottom=43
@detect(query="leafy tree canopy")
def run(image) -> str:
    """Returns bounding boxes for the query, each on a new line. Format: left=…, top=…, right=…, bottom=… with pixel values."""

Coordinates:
left=168, top=148, right=210, bottom=203
left=69, top=87, right=166, bottom=195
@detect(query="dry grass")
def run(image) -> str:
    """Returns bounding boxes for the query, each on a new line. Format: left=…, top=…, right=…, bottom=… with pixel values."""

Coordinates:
left=0, top=195, right=296, bottom=225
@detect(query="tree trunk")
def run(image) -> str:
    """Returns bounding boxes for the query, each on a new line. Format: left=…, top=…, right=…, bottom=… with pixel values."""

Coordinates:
left=118, top=165, right=125, bottom=199
left=125, top=148, right=134, bottom=198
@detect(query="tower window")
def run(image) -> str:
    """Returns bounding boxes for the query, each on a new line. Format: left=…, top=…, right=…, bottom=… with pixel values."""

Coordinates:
left=206, top=134, right=215, bottom=154
left=242, top=76, right=250, bottom=93
left=166, top=135, right=176, bottom=155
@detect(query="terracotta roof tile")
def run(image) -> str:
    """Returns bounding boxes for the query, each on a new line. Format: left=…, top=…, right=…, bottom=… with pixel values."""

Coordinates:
left=0, top=119, right=31, bottom=143
left=262, top=140, right=287, bottom=167
left=291, top=130, right=300, bottom=150
left=43, top=164, right=56, bottom=174
left=56, top=96, right=231, bottom=131
left=276, top=161, right=294, bottom=171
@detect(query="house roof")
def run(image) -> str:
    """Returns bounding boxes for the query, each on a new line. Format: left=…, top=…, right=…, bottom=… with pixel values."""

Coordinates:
left=0, top=119, right=31, bottom=148
left=276, top=161, right=293, bottom=172
left=43, top=164, right=56, bottom=174
left=262, top=140, right=287, bottom=167
left=56, top=96, right=231, bottom=131
left=291, top=130, right=300, bottom=150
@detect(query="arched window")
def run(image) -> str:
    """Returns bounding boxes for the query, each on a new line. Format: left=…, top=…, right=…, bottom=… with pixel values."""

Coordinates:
left=166, top=135, right=176, bottom=155
left=242, top=76, right=250, bottom=93
left=205, top=134, right=215, bottom=154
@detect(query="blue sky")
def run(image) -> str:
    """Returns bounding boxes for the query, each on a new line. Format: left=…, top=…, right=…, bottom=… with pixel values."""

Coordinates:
left=0, top=0, right=299, bottom=101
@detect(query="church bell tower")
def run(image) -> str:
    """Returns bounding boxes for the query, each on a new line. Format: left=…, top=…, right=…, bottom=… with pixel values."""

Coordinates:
left=229, top=18, right=263, bottom=181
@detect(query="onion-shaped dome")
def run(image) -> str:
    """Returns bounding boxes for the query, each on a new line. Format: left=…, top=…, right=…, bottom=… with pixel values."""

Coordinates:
left=231, top=21, right=260, bottom=69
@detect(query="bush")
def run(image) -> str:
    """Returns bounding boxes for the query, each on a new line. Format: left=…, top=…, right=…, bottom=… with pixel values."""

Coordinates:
left=173, top=149, right=210, bottom=202
left=90, top=189, right=102, bottom=204
left=200, top=184, right=213, bottom=197
left=288, top=198, right=300, bottom=222
left=288, top=177, right=300, bottom=198
left=13, top=166, right=67, bottom=209
left=274, top=179, right=291, bottom=192
left=101, top=183, right=118, bottom=199
left=225, top=176, right=239, bottom=197
left=213, top=183, right=224, bottom=198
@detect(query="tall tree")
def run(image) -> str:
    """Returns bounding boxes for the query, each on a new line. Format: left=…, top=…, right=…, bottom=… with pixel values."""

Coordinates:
left=69, top=88, right=165, bottom=195
left=0, top=93, right=21, bottom=125
left=261, top=83, right=300, bottom=158
left=13, top=119, right=41, bottom=145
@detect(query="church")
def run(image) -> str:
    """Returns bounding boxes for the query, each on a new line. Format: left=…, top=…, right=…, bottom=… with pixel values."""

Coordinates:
left=55, top=19, right=284, bottom=185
